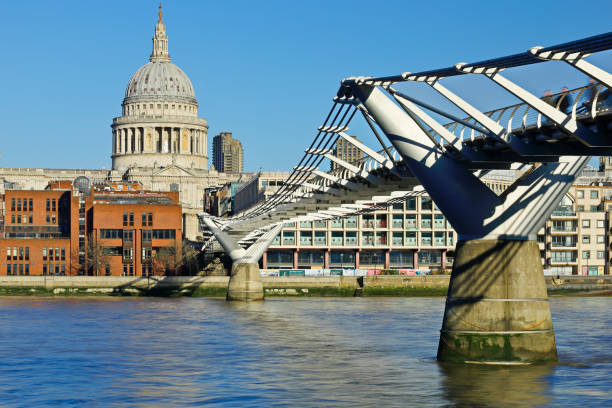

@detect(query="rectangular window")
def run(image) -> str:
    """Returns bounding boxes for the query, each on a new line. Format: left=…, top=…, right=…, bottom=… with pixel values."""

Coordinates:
left=25, top=247, right=29, bottom=261
left=142, top=212, right=147, bottom=226
left=46, top=198, right=50, bottom=211
left=7, top=264, right=11, bottom=275
left=129, top=212, right=134, bottom=226
left=61, top=248, right=66, bottom=261
left=52, top=199, right=56, bottom=211
left=11, top=214, right=15, bottom=224
left=25, top=264, right=29, bottom=275
left=42, top=264, right=47, bottom=275
left=19, top=264, right=23, bottom=275
left=582, top=250, right=590, bottom=259
left=42, top=247, right=47, bottom=261
left=583, top=235, right=590, bottom=244
left=597, top=251, right=605, bottom=259
left=590, top=190, right=599, bottom=199
left=582, top=219, right=590, bottom=228
left=49, top=247, right=53, bottom=260
left=597, top=220, right=605, bottom=228
left=148, top=213, right=153, bottom=226
left=29, top=198, right=33, bottom=211
left=123, top=212, right=128, bottom=227
left=55, top=247, right=59, bottom=261
left=52, top=214, right=56, bottom=224
left=19, top=247, right=23, bottom=261
left=11, top=198, right=15, bottom=211
left=591, top=205, right=599, bottom=212
left=17, top=198, right=21, bottom=211
left=577, top=190, right=584, bottom=198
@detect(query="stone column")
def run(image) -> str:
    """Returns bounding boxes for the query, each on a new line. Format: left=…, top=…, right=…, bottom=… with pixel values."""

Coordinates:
left=227, top=263, right=264, bottom=302
left=413, top=250, right=419, bottom=270
left=384, top=249, right=390, bottom=269
left=355, top=250, right=360, bottom=269
left=324, top=250, right=329, bottom=269
left=293, top=250, right=298, bottom=269
left=441, top=249, right=447, bottom=270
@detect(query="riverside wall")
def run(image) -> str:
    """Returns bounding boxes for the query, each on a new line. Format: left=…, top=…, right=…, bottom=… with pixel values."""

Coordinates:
left=0, top=275, right=609, bottom=296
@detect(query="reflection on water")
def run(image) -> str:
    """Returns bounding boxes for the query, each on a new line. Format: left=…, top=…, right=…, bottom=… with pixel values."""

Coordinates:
left=0, top=296, right=609, bottom=407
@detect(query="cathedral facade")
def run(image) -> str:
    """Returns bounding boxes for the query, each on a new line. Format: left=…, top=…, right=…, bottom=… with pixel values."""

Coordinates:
left=0, top=7, right=239, bottom=240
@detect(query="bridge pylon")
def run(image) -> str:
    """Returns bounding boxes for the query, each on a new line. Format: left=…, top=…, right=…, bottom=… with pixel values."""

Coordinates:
left=346, top=79, right=601, bottom=363
left=202, top=218, right=282, bottom=301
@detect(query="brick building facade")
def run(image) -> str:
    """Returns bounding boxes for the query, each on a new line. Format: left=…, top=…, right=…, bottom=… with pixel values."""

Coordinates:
left=0, top=178, right=182, bottom=276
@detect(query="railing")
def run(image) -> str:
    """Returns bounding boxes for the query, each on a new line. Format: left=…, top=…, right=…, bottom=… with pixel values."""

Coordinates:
left=551, top=242, right=577, bottom=248
left=551, top=211, right=577, bottom=217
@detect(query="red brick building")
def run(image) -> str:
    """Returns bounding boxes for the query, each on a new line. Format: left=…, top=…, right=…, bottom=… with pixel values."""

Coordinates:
left=0, top=177, right=182, bottom=276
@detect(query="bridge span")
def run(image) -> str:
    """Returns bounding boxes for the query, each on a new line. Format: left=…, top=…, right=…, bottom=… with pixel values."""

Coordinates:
left=200, top=32, right=612, bottom=364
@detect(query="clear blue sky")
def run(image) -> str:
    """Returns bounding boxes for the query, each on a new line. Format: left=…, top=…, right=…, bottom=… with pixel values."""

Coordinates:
left=0, top=0, right=610, bottom=171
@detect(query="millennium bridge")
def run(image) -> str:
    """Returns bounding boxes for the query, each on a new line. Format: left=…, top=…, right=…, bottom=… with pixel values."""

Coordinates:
left=199, top=32, right=612, bottom=364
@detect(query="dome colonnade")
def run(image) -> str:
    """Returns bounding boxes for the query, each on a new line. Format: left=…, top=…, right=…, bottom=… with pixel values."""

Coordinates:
left=111, top=5, right=208, bottom=170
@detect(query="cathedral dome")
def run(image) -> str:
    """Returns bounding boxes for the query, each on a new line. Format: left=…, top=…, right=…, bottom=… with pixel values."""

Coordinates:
left=124, top=61, right=196, bottom=105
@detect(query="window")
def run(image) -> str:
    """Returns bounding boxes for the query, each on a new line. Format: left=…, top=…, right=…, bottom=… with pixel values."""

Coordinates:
left=28, top=198, right=33, bottom=211
left=19, top=247, right=23, bottom=261
left=597, top=235, right=605, bottom=244
left=101, top=247, right=122, bottom=256
left=105, top=265, right=111, bottom=276
left=583, top=235, right=590, bottom=244
left=7, top=264, right=11, bottom=275
left=582, top=250, right=590, bottom=259
left=123, top=212, right=128, bottom=227
left=123, top=230, right=134, bottom=241
left=142, top=230, right=152, bottom=242
left=577, top=205, right=584, bottom=211
left=25, top=264, right=29, bottom=275
left=25, top=247, right=29, bottom=261
left=577, top=190, right=584, bottom=198
left=597, top=220, right=605, bottom=228
left=591, top=205, right=599, bottom=212
left=148, top=213, right=153, bottom=226
left=55, top=247, right=59, bottom=261
left=11, top=198, right=15, bottom=211
left=6, top=247, right=11, bottom=260
left=46, top=198, right=50, bottom=211
left=123, top=248, right=133, bottom=260
left=142, top=248, right=152, bottom=260
left=61, top=248, right=65, bottom=261
left=590, top=190, right=599, bottom=199
left=129, top=212, right=134, bottom=226
left=17, top=198, right=21, bottom=211
left=42, top=264, right=47, bottom=275
left=582, top=220, right=590, bottom=228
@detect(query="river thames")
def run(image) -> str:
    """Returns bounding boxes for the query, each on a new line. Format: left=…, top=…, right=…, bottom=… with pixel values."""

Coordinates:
left=0, top=296, right=610, bottom=407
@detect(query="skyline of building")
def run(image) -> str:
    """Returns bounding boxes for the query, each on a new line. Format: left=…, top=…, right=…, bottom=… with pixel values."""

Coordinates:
left=212, top=132, right=244, bottom=174
left=330, top=135, right=364, bottom=171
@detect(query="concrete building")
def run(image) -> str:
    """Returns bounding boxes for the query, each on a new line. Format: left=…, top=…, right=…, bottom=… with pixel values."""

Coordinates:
left=232, top=172, right=291, bottom=215
left=0, top=7, right=240, bottom=241
left=330, top=135, right=364, bottom=171
left=0, top=178, right=182, bottom=276
left=258, top=169, right=612, bottom=275
left=212, top=132, right=243, bottom=174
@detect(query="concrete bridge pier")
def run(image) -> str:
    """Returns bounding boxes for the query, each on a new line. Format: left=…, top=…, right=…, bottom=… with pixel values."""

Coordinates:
left=437, top=239, right=557, bottom=363
left=200, top=218, right=282, bottom=302
left=348, top=83, right=592, bottom=363
left=227, top=262, right=264, bottom=302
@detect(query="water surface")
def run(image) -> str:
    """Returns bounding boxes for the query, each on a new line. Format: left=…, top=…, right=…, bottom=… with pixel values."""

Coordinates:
left=0, top=296, right=610, bottom=407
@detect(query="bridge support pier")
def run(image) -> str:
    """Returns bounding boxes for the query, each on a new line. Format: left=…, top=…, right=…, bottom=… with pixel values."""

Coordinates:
left=437, top=239, right=557, bottom=363
left=227, top=262, right=264, bottom=302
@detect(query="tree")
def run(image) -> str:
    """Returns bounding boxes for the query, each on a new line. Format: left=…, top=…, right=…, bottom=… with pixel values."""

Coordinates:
left=85, top=233, right=110, bottom=276
left=153, top=240, right=201, bottom=276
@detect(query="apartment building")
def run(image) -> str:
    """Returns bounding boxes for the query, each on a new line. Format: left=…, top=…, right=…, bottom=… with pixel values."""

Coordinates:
left=263, top=170, right=612, bottom=275
left=0, top=177, right=182, bottom=276
left=263, top=196, right=455, bottom=270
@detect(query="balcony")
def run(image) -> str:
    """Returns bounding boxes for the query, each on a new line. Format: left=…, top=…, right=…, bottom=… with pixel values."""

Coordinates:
left=550, top=226, right=577, bottom=233
left=550, top=257, right=578, bottom=264
left=551, top=241, right=577, bottom=249
left=551, top=211, right=577, bottom=218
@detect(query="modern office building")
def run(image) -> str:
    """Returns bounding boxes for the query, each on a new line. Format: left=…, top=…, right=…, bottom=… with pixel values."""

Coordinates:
left=232, top=172, right=292, bottom=215
left=212, top=132, right=244, bottom=174
left=0, top=177, right=182, bottom=276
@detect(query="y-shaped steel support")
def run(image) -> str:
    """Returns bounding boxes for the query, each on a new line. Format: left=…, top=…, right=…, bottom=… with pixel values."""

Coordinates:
left=350, top=83, right=591, bottom=363
left=202, top=218, right=282, bottom=301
